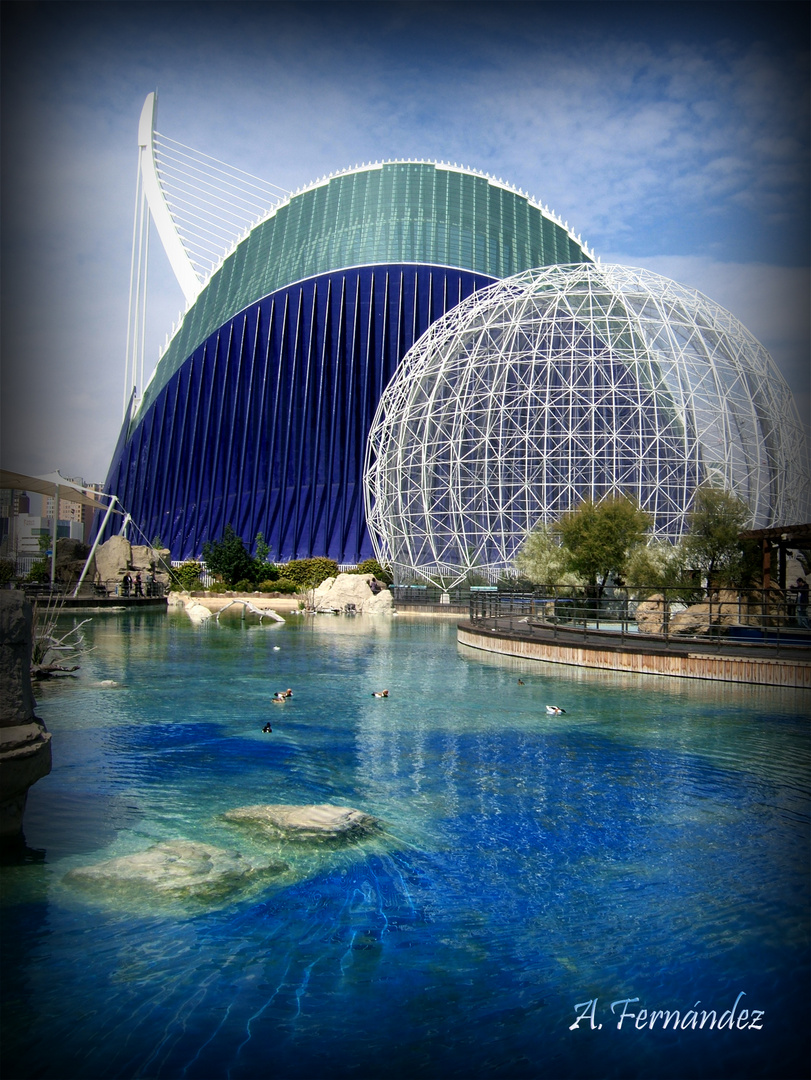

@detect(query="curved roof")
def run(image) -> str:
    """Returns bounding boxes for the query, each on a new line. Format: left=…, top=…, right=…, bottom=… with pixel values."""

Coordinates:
left=136, top=161, right=593, bottom=421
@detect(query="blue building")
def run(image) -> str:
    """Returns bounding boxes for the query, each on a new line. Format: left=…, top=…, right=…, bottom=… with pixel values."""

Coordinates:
left=101, top=96, right=593, bottom=562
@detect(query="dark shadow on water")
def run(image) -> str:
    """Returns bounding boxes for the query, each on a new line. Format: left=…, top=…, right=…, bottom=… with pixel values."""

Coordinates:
left=0, top=832, right=46, bottom=866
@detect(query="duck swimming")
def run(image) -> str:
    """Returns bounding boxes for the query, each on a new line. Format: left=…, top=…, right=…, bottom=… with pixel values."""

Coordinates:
left=545, top=705, right=566, bottom=715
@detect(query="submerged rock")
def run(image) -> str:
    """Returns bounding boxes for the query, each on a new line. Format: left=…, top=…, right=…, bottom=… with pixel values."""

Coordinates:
left=223, top=803, right=379, bottom=843
left=64, top=839, right=285, bottom=900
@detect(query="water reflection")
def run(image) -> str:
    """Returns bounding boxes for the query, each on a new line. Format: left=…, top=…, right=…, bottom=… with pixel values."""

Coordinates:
left=2, top=612, right=807, bottom=1080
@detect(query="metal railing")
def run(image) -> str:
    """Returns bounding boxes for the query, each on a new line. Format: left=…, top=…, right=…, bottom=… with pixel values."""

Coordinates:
left=468, top=585, right=811, bottom=648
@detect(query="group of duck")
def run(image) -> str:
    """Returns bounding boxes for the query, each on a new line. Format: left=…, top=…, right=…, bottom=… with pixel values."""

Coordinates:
left=261, top=685, right=389, bottom=733
left=261, top=681, right=562, bottom=735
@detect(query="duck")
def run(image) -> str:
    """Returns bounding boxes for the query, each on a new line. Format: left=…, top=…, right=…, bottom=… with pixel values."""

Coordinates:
left=545, top=705, right=566, bottom=715
left=371, top=689, right=389, bottom=698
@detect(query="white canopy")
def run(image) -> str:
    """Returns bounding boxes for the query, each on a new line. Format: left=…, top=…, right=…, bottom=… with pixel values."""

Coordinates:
left=0, top=470, right=120, bottom=513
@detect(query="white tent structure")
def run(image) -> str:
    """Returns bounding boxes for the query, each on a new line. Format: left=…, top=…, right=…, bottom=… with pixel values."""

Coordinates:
left=0, top=470, right=122, bottom=594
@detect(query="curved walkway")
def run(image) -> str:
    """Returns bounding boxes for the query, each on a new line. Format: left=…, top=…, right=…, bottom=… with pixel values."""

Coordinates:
left=458, top=618, right=811, bottom=689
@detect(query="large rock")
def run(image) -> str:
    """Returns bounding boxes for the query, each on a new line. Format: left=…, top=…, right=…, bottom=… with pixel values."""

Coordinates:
left=0, top=592, right=52, bottom=838
left=635, top=594, right=666, bottom=635
left=94, top=535, right=132, bottom=585
left=65, top=839, right=285, bottom=900
left=223, top=803, right=379, bottom=843
left=669, top=601, right=715, bottom=636
left=311, top=574, right=393, bottom=614
left=55, top=537, right=94, bottom=590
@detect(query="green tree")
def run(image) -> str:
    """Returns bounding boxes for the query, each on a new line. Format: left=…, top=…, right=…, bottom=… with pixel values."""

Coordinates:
left=554, top=495, right=652, bottom=597
left=514, top=523, right=574, bottom=586
left=623, top=541, right=699, bottom=602
left=201, top=525, right=256, bottom=588
left=683, top=486, right=753, bottom=587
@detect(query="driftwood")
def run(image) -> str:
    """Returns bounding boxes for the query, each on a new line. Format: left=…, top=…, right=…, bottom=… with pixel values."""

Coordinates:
left=214, top=599, right=285, bottom=623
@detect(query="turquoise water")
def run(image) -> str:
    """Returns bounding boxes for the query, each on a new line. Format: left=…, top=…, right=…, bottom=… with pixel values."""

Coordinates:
left=1, top=610, right=809, bottom=1080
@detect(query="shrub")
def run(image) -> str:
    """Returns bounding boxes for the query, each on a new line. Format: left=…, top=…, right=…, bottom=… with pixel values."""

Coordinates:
left=234, top=579, right=256, bottom=593
left=26, top=559, right=50, bottom=583
left=172, top=560, right=203, bottom=591
left=207, top=581, right=228, bottom=594
left=351, top=558, right=393, bottom=584
left=258, top=579, right=278, bottom=592
left=281, top=558, right=338, bottom=588
left=0, top=559, right=14, bottom=585
left=273, top=577, right=298, bottom=594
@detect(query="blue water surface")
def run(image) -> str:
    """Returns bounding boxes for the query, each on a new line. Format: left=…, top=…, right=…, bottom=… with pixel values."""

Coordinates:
left=1, top=610, right=809, bottom=1080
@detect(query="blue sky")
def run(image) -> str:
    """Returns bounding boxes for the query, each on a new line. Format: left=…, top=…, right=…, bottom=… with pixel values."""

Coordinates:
left=2, top=1, right=809, bottom=482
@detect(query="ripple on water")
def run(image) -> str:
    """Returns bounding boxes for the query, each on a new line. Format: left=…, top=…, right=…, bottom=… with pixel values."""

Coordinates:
left=4, top=614, right=809, bottom=1080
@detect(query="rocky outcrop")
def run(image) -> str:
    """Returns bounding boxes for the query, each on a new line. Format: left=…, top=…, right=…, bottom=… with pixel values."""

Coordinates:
left=94, top=536, right=172, bottom=594
left=635, top=594, right=667, bottom=635
left=93, top=535, right=132, bottom=584
left=54, top=537, right=94, bottom=589
left=64, top=839, right=286, bottom=900
left=223, top=803, right=379, bottom=843
left=669, top=590, right=746, bottom=636
left=311, top=574, right=393, bottom=614
left=0, top=592, right=52, bottom=839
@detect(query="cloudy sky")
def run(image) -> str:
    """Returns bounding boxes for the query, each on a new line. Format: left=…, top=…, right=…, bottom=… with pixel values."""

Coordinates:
left=2, top=0, right=809, bottom=483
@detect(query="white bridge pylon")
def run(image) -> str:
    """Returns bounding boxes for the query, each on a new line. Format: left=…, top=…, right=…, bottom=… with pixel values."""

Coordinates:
left=123, top=92, right=289, bottom=417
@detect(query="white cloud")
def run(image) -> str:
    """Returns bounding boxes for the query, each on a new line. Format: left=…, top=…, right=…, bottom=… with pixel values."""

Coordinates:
left=601, top=253, right=810, bottom=438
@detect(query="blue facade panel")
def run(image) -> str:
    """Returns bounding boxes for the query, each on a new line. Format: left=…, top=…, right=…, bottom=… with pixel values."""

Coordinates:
left=102, top=264, right=496, bottom=563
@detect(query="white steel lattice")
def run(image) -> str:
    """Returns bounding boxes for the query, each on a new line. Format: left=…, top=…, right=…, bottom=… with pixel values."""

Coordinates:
left=364, top=264, right=810, bottom=586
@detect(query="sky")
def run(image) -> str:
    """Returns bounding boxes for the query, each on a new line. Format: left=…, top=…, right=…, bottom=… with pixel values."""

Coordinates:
left=2, top=0, right=809, bottom=484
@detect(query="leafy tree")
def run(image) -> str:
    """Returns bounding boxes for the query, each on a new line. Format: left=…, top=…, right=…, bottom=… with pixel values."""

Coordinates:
left=201, top=527, right=280, bottom=588
left=683, top=486, right=754, bottom=587
left=514, top=523, right=574, bottom=586
left=201, top=525, right=257, bottom=588
left=623, top=541, right=699, bottom=602
left=554, top=495, right=652, bottom=597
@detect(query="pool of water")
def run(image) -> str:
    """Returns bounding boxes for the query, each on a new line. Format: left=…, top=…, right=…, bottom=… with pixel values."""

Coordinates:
left=1, top=609, right=809, bottom=1079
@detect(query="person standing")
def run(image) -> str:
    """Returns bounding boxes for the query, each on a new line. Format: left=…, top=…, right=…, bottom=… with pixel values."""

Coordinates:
left=793, top=577, right=809, bottom=628
left=134, top=572, right=144, bottom=598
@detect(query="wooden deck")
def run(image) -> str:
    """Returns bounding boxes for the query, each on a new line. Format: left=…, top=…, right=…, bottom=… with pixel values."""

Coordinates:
left=458, top=619, right=811, bottom=689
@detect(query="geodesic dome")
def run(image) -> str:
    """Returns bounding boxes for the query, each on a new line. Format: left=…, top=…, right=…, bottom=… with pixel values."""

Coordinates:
left=364, top=264, right=810, bottom=585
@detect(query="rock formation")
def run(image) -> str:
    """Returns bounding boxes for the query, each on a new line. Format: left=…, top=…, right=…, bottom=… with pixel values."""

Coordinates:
left=635, top=594, right=667, bottom=635
left=223, top=803, right=379, bottom=843
left=65, top=839, right=286, bottom=900
left=54, top=537, right=95, bottom=590
left=94, top=536, right=172, bottom=594
left=0, top=592, right=52, bottom=839
left=310, top=574, right=393, bottom=614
